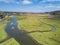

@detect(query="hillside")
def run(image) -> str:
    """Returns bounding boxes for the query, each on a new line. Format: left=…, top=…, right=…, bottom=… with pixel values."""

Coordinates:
left=45, top=10, right=60, bottom=15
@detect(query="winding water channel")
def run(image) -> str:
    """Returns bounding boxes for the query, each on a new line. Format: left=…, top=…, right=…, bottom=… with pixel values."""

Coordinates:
left=28, top=19, right=56, bottom=33
left=0, top=17, right=56, bottom=45
left=4, top=17, right=42, bottom=45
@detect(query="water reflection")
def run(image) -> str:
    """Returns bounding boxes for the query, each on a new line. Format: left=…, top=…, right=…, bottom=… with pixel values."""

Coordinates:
left=5, top=17, right=41, bottom=45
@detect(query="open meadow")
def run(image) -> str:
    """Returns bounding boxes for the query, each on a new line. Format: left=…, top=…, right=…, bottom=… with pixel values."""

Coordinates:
left=0, top=14, right=60, bottom=45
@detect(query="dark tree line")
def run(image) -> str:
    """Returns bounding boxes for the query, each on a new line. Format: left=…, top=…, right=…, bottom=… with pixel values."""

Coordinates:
left=0, top=15, right=4, bottom=19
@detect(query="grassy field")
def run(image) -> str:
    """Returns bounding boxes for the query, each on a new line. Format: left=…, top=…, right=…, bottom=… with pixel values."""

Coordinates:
left=0, top=15, right=60, bottom=45
left=0, top=16, right=20, bottom=45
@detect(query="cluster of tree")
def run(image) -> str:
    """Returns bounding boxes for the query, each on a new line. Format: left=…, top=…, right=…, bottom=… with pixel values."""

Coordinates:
left=50, top=11, right=60, bottom=15
left=0, top=15, right=5, bottom=19
left=45, top=10, right=60, bottom=15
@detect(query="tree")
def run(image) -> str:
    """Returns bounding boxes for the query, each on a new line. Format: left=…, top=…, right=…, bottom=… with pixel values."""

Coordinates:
left=0, top=15, right=4, bottom=19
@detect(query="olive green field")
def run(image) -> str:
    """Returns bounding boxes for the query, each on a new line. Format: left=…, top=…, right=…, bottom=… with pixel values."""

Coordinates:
left=0, top=15, right=60, bottom=45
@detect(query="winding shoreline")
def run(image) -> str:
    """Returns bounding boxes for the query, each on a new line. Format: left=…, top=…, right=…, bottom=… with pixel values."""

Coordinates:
left=28, top=20, right=56, bottom=33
